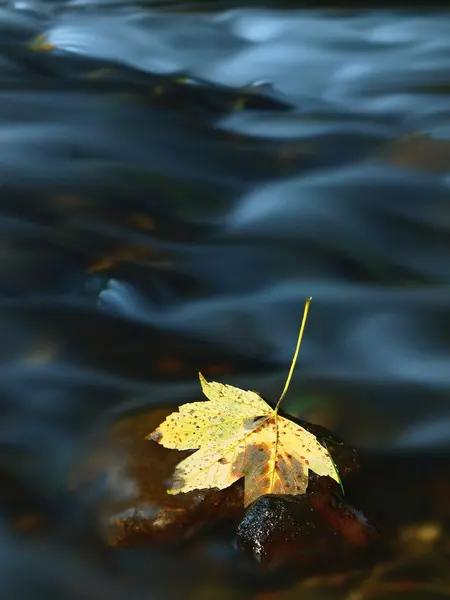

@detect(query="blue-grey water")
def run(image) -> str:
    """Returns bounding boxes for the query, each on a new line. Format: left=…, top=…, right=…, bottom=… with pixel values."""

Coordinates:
left=0, top=3, right=449, bottom=599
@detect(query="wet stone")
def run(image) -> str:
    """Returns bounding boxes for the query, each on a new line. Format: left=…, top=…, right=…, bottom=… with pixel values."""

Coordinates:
left=71, top=404, right=372, bottom=576
left=236, top=493, right=387, bottom=574
left=70, top=407, right=245, bottom=547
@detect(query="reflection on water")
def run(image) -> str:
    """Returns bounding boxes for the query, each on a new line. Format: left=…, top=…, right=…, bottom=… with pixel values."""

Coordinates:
left=0, top=3, right=449, bottom=600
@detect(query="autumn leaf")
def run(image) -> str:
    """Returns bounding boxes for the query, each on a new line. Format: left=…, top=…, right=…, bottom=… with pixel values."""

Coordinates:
left=148, top=298, right=341, bottom=507
left=29, top=34, right=55, bottom=52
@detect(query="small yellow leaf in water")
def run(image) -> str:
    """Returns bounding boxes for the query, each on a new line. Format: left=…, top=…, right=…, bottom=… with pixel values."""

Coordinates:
left=29, top=34, right=55, bottom=52
left=148, top=298, right=341, bottom=507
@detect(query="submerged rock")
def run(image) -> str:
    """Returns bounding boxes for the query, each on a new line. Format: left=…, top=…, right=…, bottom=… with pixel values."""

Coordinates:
left=72, top=405, right=364, bottom=557
left=71, top=407, right=245, bottom=547
left=69, top=402, right=398, bottom=580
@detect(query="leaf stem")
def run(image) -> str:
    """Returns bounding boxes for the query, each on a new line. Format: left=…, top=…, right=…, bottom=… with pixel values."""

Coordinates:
left=274, top=297, right=312, bottom=415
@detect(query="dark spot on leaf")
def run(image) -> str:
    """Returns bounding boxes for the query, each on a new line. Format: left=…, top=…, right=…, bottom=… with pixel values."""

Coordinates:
left=219, top=458, right=228, bottom=465
left=241, top=445, right=271, bottom=479
left=243, top=416, right=266, bottom=430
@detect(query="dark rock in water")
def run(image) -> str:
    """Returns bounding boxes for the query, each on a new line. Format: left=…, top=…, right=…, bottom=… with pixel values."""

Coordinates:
left=71, top=407, right=245, bottom=547
left=236, top=493, right=386, bottom=573
left=71, top=405, right=362, bottom=554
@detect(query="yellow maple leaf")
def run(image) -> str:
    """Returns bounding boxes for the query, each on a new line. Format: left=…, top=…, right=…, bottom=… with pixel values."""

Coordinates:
left=148, top=298, right=341, bottom=507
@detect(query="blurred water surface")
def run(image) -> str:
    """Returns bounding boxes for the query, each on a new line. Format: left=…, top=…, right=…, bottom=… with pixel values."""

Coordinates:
left=0, top=2, right=449, bottom=599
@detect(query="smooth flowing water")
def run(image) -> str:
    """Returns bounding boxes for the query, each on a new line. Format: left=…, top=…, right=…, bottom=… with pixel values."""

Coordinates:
left=0, top=2, right=449, bottom=599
